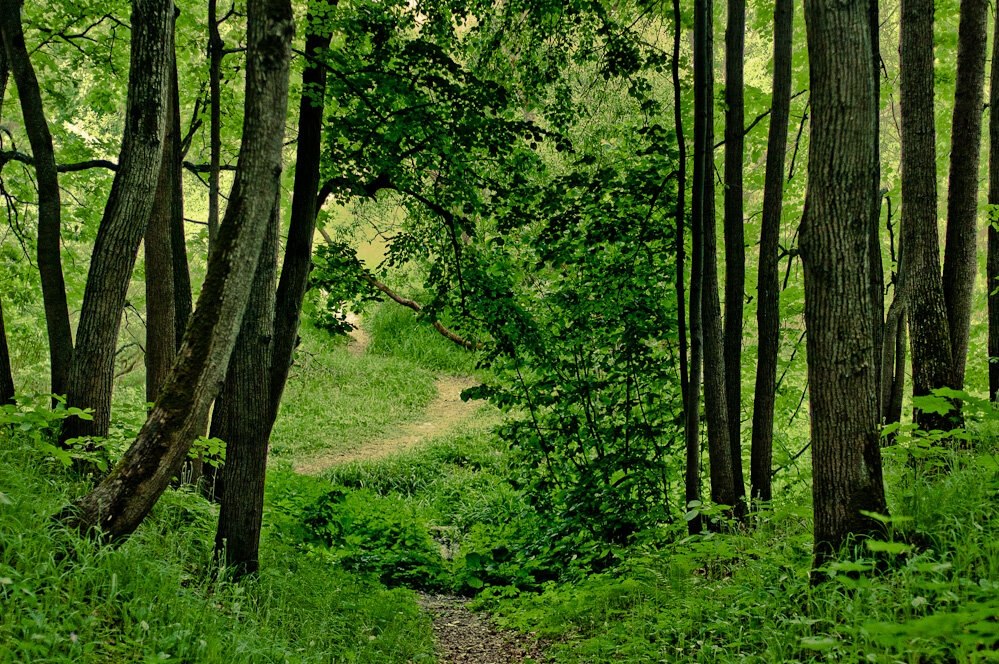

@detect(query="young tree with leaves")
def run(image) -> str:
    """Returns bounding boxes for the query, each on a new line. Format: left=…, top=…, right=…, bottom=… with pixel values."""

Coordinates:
left=800, top=0, right=888, bottom=572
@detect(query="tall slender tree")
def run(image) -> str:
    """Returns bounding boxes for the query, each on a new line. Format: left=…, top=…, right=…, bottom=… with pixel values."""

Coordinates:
left=899, top=0, right=954, bottom=430
left=64, top=0, right=294, bottom=541
left=723, top=0, right=746, bottom=514
left=750, top=0, right=793, bottom=505
left=696, top=0, right=737, bottom=514
left=989, top=4, right=999, bottom=402
left=942, top=0, right=988, bottom=390
left=0, top=0, right=74, bottom=401
left=675, top=0, right=701, bottom=535
left=62, top=0, right=175, bottom=443
left=800, top=0, right=887, bottom=572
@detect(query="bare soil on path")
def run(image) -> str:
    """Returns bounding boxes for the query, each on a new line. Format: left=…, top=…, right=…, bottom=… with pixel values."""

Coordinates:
left=419, top=594, right=545, bottom=664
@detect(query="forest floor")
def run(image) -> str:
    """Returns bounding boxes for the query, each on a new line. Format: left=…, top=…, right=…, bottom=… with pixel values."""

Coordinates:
left=292, top=314, right=544, bottom=663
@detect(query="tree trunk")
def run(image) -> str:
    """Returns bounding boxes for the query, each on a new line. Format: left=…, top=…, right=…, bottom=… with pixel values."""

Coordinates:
left=0, top=297, right=14, bottom=405
left=269, top=2, right=333, bottom=418
left=989, top=2, right=999, bottom=402
left=695, top=0, right=737, bottom=514
left=899, top=0, right=955, bottom=430
left=0, top=0, right=74, bottom=400
left=145, top=23, right=180, bottom=404
left=800, top=0, right=887, bottom=572
left=169, top=54, right=192, bottom=351
left=868, top=0, right=884, bottom=419
left=214, top=199, right=278, bottom=578
left=750, top=0, right=792, bottom=505
left=208, top=0, right=223, bottom=247
left=674, top=0, right=700, bottom=535
left=62, top=0, right=174, bottom=443
left=723, top=0, right=746, bottom=515
left=942, top=0, right=988, bottom=390
left=63, top=0, right=294, bottom=541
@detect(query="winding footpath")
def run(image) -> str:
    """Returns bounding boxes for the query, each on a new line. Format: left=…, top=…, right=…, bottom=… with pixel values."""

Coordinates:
left=293, top=315, right=544, bottom=663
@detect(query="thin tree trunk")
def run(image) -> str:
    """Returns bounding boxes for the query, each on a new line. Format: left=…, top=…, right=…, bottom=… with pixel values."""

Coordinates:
left=0, top=0, right=74, bottom=400
left=723, top=0, right=746, bottom=516
left=942, top=0, right=988, bottom=390
left=868, top=0, right=884, bottom=418
left=63, top=0, right=294, bottom=541
left=696, top=0, right=737, bottom=515
left=988, top=1, right=999, bottom=402
left=269, top=2, right=333, bottom=419
left=899, top=0, right=955, bottom=430
left=62, top=0, right=174, bottom=443
left=800, top=0, right=887, bottom=573
left=214, top=198, right=278, bottom=578
left=170, top=54, right=192, bottom=351
left=0, top=297, right=14, bottom=405
left=671, top=0, right=701, bottom=534
left=750, top=0, right=792, bottom=505
left=208, top=0, right=223, bottom=247
left=145, top=23, right=180, bottom=403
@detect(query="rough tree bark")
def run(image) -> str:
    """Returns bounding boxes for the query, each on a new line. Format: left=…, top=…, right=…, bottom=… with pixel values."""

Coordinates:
left=213, top=200, right=278, bottom=577
left=0, top=0, right=74, bottom=400
left=62, top=0, right=174, bottom=442
left=723, top=0, right=746, bottom=516
left=145, top=18, right=180, bottom=403
left=750, top=0, right=792, bottom=505
left=62, top=0, right=294, bottom=541
left=675, top=0, right=701, bottom=535
left=696, top=0, right=737, bottom=514
left=868, top=0, right=884, bottom=417
left=800, top=0, right=888, bottom=572
left=942, top=0, right=988, bottom=390
left=989, top=2, right=999, bottom=402
left=899, top=0, right=955, bottom=430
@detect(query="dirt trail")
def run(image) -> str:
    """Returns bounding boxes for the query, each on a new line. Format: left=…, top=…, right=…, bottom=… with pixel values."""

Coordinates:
left=295, top=315, right=542, bottom=662
left=419, top=594, right=544, bottom=664
left=293, top=374, right=480, bottom=474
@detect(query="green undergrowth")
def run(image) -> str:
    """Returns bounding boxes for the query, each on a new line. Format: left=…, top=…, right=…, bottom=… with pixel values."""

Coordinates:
left=363, top=301, right=480, bottom=375
left=269, top=323, right=438, bottom=460
left=0, top=439, right=435, bottom=663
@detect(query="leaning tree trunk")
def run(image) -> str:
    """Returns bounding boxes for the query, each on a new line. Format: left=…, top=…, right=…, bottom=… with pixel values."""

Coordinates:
left=208, top=0, right=223, bottom=247
left=750, top=0, right=792, bottom=505
left=145, top=21, right=180, bottom=404
left=723, top=0, right=746, bottom=516
left=696, top=0, right=737, bottom=515
left=899, top=0, right=955, bottom=431
left=269, top=1, right=334, bottom=417
left=989, top=1, right=999, bottom=402
left=942, top=0, right=988, bottom=390
left=674, top=0, right=701, bottom=535
left=800, top=0, right=887, bottom=573
left=62, top=0, right=174, bottom=443
left=0, top=298, right=14, bottom=405
left=63, top=0, right=294, bottom=541
left=0, top=0, right=74, bottom=400
left=214, top=200, right=278, bottom=578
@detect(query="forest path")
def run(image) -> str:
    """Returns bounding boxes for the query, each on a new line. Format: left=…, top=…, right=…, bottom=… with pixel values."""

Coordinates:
left=294, top=315, right=543, bottom=662
left=292, top=312, right=479, bottom=474
left=419, top=594, right=544, bottom=664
